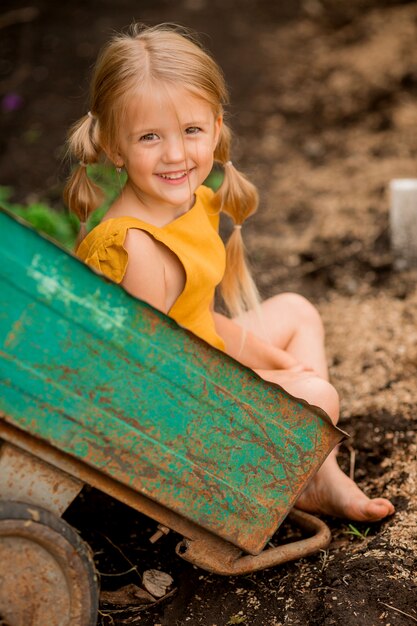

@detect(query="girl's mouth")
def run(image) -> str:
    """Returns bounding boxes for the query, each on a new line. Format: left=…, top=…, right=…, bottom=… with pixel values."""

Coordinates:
left=156, top=169, right=193, bottom=184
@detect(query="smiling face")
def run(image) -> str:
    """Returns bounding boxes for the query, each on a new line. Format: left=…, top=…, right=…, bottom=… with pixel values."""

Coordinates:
left=114, top=82, right=222, bottom=220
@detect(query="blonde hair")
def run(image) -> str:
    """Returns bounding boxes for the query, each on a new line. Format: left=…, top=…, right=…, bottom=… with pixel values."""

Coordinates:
left=64, top=23, right=259, bottom=317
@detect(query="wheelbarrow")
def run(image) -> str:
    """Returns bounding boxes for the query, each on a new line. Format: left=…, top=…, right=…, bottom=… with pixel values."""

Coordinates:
left=0, top=208, right=345, bottom=625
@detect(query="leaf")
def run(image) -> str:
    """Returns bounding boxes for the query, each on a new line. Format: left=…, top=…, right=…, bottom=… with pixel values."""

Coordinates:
left=142, top=569, right=174, bottom=598
left=100, top=583, right=155, bottom=607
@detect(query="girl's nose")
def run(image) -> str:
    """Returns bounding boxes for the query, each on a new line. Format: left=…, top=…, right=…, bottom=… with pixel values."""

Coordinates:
left=163, top=136, right=186, bottom=164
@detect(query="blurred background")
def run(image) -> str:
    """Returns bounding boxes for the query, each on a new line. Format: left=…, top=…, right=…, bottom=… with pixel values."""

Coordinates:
left=0, top=0, right=301, bottom=203
left=1, top=3, right=417, bottom=625
left=1, top=0, right=417, bottom=284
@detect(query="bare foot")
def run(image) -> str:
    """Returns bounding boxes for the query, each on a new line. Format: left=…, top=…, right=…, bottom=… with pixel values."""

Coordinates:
left=296, top=452, right=395, bottom=522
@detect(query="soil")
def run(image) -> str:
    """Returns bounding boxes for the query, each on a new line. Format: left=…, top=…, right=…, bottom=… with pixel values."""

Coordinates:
left=1, top=1, right=417, bottom=625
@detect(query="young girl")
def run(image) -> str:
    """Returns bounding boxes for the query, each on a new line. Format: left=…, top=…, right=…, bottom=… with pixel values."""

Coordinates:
left=65, top=23, right=394, bottom=523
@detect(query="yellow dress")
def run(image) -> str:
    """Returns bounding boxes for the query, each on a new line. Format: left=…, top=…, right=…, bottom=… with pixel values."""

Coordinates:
left=76, top=185, right=226, bottom=351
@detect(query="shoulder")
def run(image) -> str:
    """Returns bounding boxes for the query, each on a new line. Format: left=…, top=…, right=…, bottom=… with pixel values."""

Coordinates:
left=76, top=219, right=131, bottom=283
left=123, top=228, right=164, bottom=267
left=121, top=228, right=168, bottom=311
left=76, top=219, right=162, bottom=284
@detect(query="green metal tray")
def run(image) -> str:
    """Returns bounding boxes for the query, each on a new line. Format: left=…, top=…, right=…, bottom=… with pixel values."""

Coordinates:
left=0, top=209, right=344, bottom=555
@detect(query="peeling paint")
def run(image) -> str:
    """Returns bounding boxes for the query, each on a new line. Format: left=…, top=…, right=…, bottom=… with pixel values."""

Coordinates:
left=27, top=254, right=129, bottom=331
left=1, top=209, right=345, bottom=554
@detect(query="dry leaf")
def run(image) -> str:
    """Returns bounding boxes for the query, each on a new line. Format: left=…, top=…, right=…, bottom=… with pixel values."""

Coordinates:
left=142, top=569, right=173, bottom=598
left=100, top=583, right=155, bottom=607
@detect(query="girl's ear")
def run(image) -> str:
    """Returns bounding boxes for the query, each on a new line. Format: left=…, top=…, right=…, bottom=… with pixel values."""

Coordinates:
left=107, top=153, right=124, bottom=168
left=214, top=114, right=223, bottom=148
left=104, top=143, right=124, bottom=168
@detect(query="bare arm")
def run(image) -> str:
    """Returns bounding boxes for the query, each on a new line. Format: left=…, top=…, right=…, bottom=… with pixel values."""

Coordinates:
left=121, top=229, right=168, bottom=313
left=213, top=311, right=302, bottom=371
left=120, top=232, right=305, bottom=373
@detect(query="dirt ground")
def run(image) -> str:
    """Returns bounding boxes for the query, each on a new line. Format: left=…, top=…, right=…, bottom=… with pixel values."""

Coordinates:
left=1, top=1, right=416, bottom=625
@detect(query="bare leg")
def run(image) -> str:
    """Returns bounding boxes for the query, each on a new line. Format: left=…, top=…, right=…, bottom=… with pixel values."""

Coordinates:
left=236, top=293, right=329, bottom=378
left=235, top=294, right=395, bottom=521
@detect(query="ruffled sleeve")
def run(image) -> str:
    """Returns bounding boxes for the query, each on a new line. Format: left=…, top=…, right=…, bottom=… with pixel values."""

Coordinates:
left=76, top=226, right=129, bottom=284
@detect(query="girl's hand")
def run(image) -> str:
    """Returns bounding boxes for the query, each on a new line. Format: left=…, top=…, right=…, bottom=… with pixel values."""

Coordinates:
left=213, top=312, right=318, bottom=373
left=268, top=350, right=316, bottom=374
left=254, top=364, right=319, bottom=386
left=287, top=362, right=317, bottom=374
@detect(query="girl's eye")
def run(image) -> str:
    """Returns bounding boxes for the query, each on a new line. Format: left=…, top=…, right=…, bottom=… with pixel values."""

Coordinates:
left=185, top=126, right=201, bottom=135
left=140, top=132, right=159, bottom=142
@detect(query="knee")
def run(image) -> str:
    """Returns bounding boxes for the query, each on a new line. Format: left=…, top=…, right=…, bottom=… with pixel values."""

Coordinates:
left=285, top=293, right=324, bottom=333
left=303, top=377, right=339, bottom=425
left=271, top=293, right=324, bottom=336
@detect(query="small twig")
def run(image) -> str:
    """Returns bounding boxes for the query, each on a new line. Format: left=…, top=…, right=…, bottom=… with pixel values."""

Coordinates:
left=379, top=601, right=417, bottom=623
left=97, top=609, right=115, bottom=625
left=100, top=534, right=141, bottom=582
left=100, top=588, right=177, bottom=615
left=101, top=534, right=137, bottom=568
left=344, top=442, right=356, bottom=480
left=319, top=548, right=330, bottom=572
left=99, top=566, right=138, bottom=577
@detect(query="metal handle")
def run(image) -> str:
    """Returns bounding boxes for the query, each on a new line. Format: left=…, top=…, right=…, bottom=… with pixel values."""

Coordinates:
left=176, top=509, right=331, bottom=575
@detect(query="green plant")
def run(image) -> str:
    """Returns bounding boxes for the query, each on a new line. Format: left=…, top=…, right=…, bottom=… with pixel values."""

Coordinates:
left=204, top=165, right=224, bottom=191
left=0, top=186, right=78, bottom=249
left=86, top=163, right=127, bottom=228
left=0, top=162, right=223, bottom=249
left=344, top=523, right=371, bottom=540
left=0, top=163, right=124, bottom=249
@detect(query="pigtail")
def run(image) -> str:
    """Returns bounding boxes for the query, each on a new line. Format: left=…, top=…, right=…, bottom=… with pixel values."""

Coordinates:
left=63, top=112, right=104, bottom=243
left=212, top=123, right=260, bottom=318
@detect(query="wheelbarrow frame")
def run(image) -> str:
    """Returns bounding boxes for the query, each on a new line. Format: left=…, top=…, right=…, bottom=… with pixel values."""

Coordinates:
left=0, top=208, right=345, bottom=624
left=0, top=420, right=332, bottom=576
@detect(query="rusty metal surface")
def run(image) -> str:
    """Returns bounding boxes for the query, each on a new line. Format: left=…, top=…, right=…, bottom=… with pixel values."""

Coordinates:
left=0, top=442, right=82, bottom=515
left=0, top=426, right=332, bottom=577
left=0, top=501, right=98, bottom=625
left=176, top=509, right=331, bottom=575
left=0, top=209, right=346, bottom=554
left=0, top=421, right=233, bottom=547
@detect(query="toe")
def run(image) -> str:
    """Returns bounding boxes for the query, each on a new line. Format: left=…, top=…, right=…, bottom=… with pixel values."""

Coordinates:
left=360, top=498, right=395, bottom=521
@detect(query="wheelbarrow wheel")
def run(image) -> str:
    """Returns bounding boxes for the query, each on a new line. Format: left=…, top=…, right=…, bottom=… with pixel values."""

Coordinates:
left=0, top=500, right=99, bottom=626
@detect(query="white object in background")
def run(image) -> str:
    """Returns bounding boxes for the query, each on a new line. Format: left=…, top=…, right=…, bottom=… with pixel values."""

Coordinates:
left=390, top=178, right=417, bottom=268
